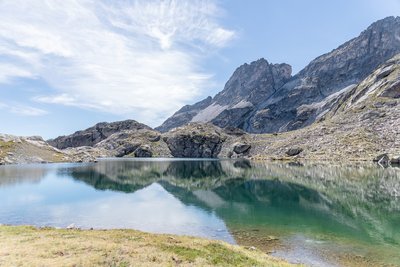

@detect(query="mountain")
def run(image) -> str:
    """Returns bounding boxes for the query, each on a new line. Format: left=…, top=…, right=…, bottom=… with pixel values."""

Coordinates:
left=156, top=16, right=400, bottom=133
left=240, top=53, right=400, bottom=162
left=3, top=49, right=399, bottom=165
left=0, top=134, right=105, bottom=164
left=48, top=120, right=151, bottom=149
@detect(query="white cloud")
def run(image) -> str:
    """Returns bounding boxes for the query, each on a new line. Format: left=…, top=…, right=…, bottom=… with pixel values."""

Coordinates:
left=0, top=0, right=235, bottom=126
left=0, top=102, right=48, bottom=116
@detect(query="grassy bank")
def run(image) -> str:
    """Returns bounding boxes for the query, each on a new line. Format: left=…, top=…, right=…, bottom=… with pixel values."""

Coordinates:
left=0, top=226, right=294, bottom=267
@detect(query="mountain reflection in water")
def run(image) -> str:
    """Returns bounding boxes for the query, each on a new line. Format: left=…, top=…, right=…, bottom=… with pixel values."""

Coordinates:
left=0, top=159, right=399, bottom=266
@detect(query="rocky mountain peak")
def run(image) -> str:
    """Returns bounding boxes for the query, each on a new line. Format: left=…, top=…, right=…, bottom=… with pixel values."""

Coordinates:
left=213, top=58, right=292, bottom=106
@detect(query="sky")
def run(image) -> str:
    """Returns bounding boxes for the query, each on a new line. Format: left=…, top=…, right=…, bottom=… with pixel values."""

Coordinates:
left=0, top=0, right=399, bottom=139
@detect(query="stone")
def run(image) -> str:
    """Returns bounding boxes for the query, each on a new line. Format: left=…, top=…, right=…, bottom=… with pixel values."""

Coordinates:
left=286, top=148, right=303, bottom=157
left=134, top=145, right=153, bottom=158
left=373, top=154, right=390, bottom=165
left=233, top=143, right=251, bottom=154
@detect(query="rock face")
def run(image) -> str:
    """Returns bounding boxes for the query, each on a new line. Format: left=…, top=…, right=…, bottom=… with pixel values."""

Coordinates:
left=157, top=16, right=400, bottom=134
left=48, top=120, right=152, bottom=149
left=163, top=123, right=227, bottom=158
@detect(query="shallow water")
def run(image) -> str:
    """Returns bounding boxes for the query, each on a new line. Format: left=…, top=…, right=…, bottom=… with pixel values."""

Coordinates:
left=0, top=159, right=399, bottom=266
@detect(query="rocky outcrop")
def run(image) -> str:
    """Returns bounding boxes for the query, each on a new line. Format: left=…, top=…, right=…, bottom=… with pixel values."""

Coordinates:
left=48, top=120, right=152, bottom=149
left=158, top=16, right=400, bottom=134
left=162, top=123, right=227, bottom=158
left=95, top=129, right=170, bottom=158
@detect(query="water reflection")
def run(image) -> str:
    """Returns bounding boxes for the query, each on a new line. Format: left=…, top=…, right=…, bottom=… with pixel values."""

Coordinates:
left=0, top=159, right=399, bottom=266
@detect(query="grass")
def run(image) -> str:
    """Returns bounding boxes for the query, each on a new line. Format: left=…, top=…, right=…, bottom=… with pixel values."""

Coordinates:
left=0, top=225, right=295, bottom=267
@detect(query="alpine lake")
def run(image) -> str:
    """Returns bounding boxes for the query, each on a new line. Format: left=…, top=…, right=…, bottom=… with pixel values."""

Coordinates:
left=0, top=159, right=399, bottom=267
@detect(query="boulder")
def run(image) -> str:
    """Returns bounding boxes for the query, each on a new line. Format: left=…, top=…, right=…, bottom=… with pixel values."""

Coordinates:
left=373, top=153, right=390, bottom=165
left=134, top=145, right=153, bottom=158
left=286, top=148, right=303, bottom=157
left=233, top=142, right=251, bottom=154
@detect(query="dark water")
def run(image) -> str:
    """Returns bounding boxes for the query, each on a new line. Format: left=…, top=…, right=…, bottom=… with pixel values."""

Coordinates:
left=0, top=159, right=399, bottom=266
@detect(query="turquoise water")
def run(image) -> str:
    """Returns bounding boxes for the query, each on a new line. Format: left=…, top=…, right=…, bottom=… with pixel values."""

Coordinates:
left=0, top=159, right=399, bottom=266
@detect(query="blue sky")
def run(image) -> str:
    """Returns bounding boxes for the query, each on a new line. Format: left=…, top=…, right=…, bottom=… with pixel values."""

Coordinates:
left=0, top=0, right=399, bottom=139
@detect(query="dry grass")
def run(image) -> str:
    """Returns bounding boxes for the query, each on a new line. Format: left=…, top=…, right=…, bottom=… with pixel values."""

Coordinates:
left=0, top=226, right=295, bottom=267
left=0, top=140, right=15, bottom=158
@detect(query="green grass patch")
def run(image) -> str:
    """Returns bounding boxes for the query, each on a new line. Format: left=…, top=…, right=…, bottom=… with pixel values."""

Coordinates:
left=160, top=244, right=204, bottom=262
left=204, top=243, right=261, bottom=267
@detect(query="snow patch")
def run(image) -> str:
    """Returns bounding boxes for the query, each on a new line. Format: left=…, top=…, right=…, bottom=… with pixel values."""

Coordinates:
left=191, top=103, right=228, bottom=122
left=232, top=100, right=253, bottom=109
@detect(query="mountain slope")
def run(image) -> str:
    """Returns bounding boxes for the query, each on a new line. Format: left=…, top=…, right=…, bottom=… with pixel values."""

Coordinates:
left=48, top=120, right=151, bottom=149
left=230, top=54, right=400, bottom=161
left=157, top=16, right=400, bottom=133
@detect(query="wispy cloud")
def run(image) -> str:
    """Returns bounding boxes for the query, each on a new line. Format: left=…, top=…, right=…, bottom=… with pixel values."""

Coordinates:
left=0, top=102, right=48, bottom=116
left=0, top=0, right=235, bottom=125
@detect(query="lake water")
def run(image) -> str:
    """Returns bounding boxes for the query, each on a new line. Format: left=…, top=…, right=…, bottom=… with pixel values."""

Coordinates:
left=0, top=159, right=399, bottom=266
